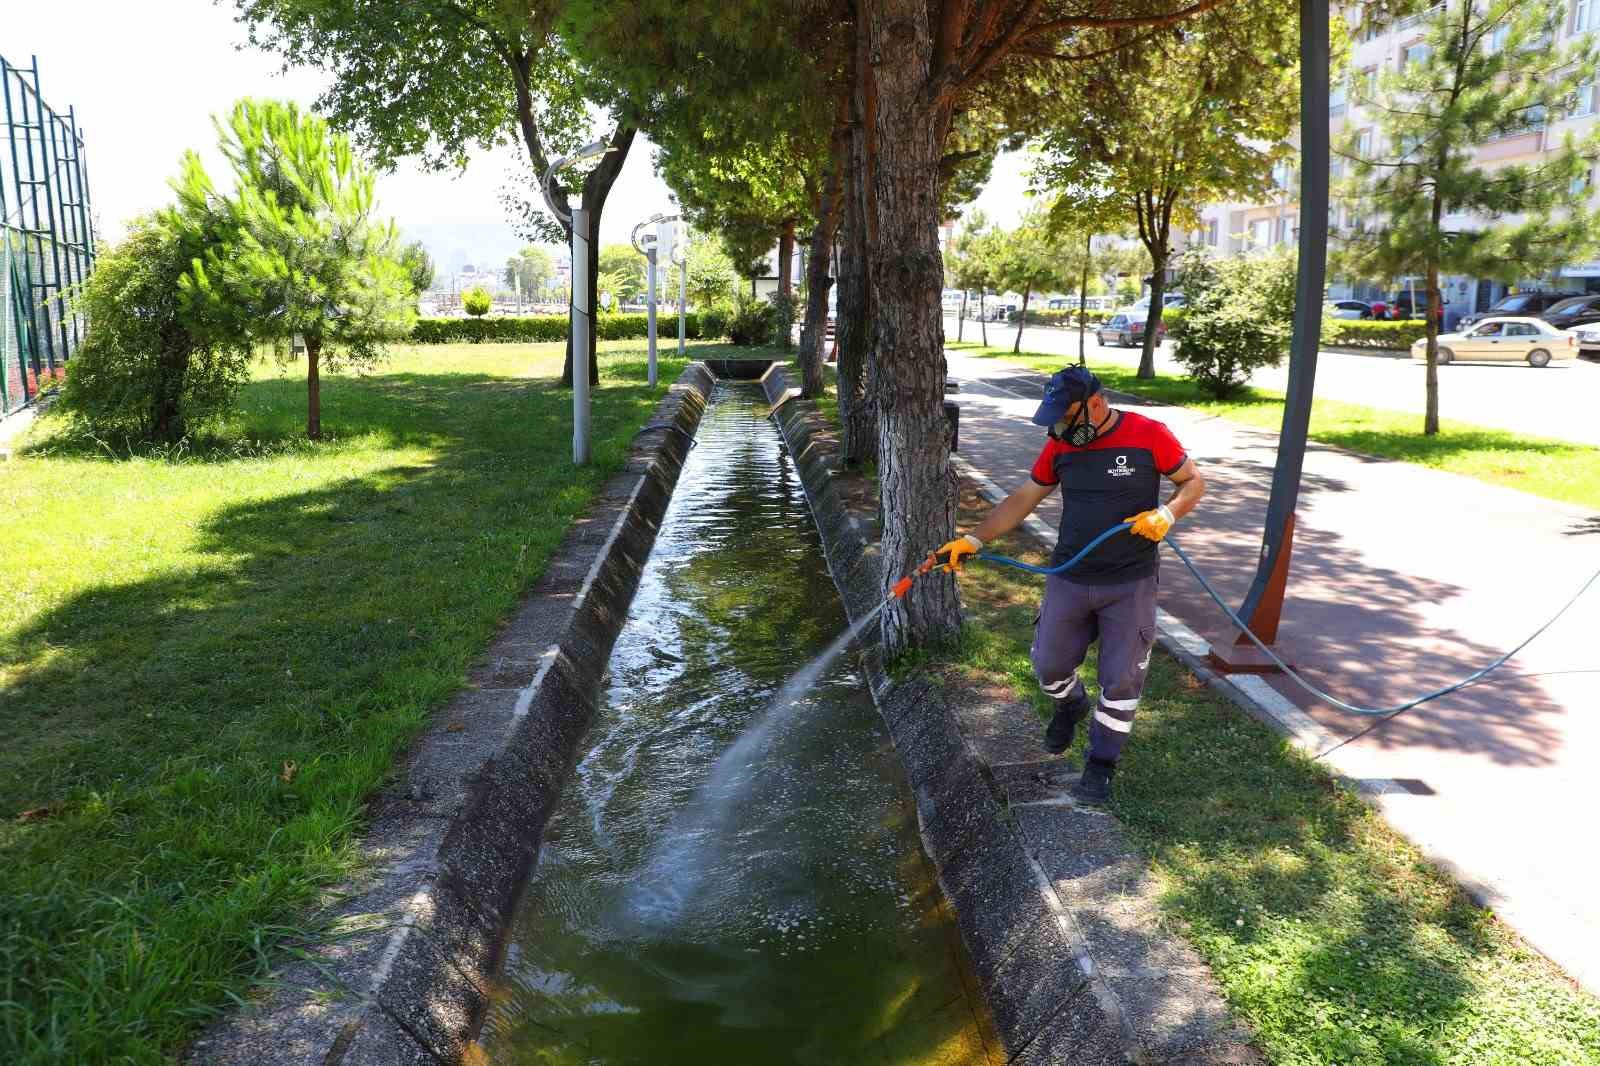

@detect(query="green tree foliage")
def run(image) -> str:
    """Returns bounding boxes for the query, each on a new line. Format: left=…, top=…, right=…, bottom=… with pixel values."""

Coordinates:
left=462, top=285, right=493, bottom=317
left=597, top=243, right=645, bottom=302
left=1170, top=246, right=1297, bottom=398
left=232, top=0, right=635, bottom=389
left=59, top=215, right=252, bottom=443
left=175, top=99, right=415, bottom=440
left=1034, top=6, right=1299, bottom=379
left=399, top=240, right=434, bottom=296
left=685, top=231, right=737, bottom=309
left=1334, top=0, right=1600, bottom=433
left=505, top=245, right=555, bottom=299
left=990, top=207, right=1079, bottom=353
left=945, top=211, right=995, bottom=344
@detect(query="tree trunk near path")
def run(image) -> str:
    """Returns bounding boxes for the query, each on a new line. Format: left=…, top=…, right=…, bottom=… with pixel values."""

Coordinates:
left=305, top=336, right=323, bottom=440
left=1136, top=194, right=1174, bottom=380
left=979, top=292, right=988, bottom=346
left=1078, top=233, right=1090, bottom=367
left=1424, top=263, right=1441, bottom=435
left=957, top=291, right=965, bottom=342
left=562, top=124, right=638, bottom=389
left=1140, top=262, right=1165, bottom=378
left=798, top=145, right=843, bottom=400
left=836, top=158, right=877, bottom=465
left=863, top=0, right=960, bottom=654
left=1014, top=284, right=1031, bottom=354
left=779, top=219, right=796, bottom=297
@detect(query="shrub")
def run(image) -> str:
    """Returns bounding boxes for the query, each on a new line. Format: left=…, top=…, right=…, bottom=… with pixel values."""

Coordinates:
left=1022, top=307, right=1112, bottom=327
left=1169, top=247, right=1296, bottom=398
left=58, top=216, right=251, bottom=442
left=1321, top=318, right=1427, bottom=349
left=462, top=286, right=492, bottom=317
left=408, top=313, right=704, bottom=345
left=698, top=303, right=731, bottom=340
left=728, top=296, right=774, bottom=346
left=767, top=291, right=799, bottom=347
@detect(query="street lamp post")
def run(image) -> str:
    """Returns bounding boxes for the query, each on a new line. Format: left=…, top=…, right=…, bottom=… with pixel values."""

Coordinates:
left=671, top=221, right=688, bottom=358
left=541, top=140, right=613, bottom=465
left=631, top=213, right=680, bottom=388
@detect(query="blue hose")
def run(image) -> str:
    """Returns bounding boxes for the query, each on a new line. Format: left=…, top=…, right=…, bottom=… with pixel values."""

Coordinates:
left=975, top=524, right=1600, bottom=720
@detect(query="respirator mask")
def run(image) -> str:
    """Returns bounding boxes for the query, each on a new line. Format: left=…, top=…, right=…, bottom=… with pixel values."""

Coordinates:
left=1053, top=402, right=1100, bottom=447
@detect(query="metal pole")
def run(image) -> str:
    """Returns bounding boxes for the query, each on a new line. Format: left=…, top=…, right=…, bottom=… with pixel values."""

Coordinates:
left=572, top=206, right=592, bottom=465
left=1229, top=0, right=1329, bottom=652
left=677, top=253, right=687, bottom=358
left=645, top=247, right=658, bottom=387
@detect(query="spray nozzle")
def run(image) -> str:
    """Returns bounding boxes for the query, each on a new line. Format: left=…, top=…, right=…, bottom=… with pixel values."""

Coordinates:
left=890, top=575, right=915, bottom=599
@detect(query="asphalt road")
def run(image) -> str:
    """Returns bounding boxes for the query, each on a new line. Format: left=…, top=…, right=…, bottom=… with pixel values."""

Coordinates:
left=946, top=313, right=1600, bottom=447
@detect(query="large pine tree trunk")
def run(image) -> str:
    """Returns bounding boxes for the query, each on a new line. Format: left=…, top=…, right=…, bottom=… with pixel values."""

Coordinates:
left=562, top=125, right=638, bottom=389
left=836, top=33, right=878, bottom=468
left=1424, top=263, right=1441, bottom=435
left=957, top=291, right=965, bottom=342
left=798, top=145, right=843, bottom=399
left=779, top=219, right=796, bottom=296
left=979, top=292, right=988, bottom=346
left=863, top=0, right=960, bottom=653
left=305, top=336, right=323, bottom=440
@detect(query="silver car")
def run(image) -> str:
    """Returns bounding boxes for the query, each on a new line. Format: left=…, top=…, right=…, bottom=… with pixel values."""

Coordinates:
left=1410, top=316, right=1577, bottom=367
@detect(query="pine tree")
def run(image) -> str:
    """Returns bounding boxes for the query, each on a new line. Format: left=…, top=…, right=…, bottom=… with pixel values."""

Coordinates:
left=176, top=100, right=414, bottom=440
left=1337, top=0, right=1600, bottom=433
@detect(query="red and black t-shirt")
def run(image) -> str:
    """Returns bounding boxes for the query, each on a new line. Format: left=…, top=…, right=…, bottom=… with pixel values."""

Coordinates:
left=1029, top=409, right=1187, bottom=585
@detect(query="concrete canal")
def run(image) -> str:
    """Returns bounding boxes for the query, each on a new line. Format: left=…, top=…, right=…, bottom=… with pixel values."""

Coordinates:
left=478, top=383, right=999, bottom=1064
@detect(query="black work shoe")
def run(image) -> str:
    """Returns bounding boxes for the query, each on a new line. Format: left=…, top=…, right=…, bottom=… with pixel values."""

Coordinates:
left=1071, top=759, right=1116, bottom=806
left=1043, top=697, right=1087, bottom=755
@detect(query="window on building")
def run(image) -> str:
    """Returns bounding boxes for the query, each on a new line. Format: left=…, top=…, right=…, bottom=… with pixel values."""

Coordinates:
left=1278, top=216, right=1298, bottom=245
left=1581, top=0, right=1600, bottom=32
left=1487, top=22, right=1512, bottom=53
left=1356, top=128, right=1373, bottom=159
left=1206, top=220, right=1219, bottom=247
left=1568, top=82, right=1596, bottom=118
left=1572, top=167, right=1592, bottom=198
left=1248, top=219, right=1270, bottom=248
left=1330, top=79, right=1347, bottom=116
left=1402, top=40, right=1432, bottom=67
left=1330, top=154, right=1346, bottom=180
left=1355, top=68, right=1377, bottom=103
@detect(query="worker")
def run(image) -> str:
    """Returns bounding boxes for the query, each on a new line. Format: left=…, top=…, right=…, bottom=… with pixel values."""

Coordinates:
left=930, top=367, right=1205, bottom=805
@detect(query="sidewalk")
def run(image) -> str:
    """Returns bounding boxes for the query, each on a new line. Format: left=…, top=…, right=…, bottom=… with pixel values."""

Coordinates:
left=945, top=348, right=1600, bottom=993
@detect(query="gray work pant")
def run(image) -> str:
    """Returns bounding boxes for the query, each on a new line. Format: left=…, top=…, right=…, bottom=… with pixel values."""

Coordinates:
left=1030, top=572, right=1158, bottom=765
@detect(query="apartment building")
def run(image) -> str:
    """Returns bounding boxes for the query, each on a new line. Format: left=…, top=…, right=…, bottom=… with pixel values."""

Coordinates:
left=1191, top=1, right=1600, bottom=324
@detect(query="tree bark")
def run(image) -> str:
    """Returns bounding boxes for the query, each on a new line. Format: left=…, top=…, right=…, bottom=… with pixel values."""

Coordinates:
left=798, top=137, right=844, bottom=400
left=779, top=218, right=796, bottom=296
left=979, top=291, right=988, bottom=346
left=1136, top=190, right=1175, bottom=379
left=957, top=290, right=965, bottom=342
left=836, top=17, right=878, bottom=468
left=1014, top=283, right=1030, bottom=353
left=305, top=336, right=322, bottom=440
left=1078, top=232, right=1090, bottom=367
left=863, top=0, right=960, bottom=653
left=1140, top=259, right=1166, bottom=378
left=561, top=123, right=638, bottom=389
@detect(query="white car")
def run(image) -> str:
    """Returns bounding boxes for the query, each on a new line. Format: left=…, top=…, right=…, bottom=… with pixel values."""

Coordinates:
left=1411, top=316, right=1577, bottom=367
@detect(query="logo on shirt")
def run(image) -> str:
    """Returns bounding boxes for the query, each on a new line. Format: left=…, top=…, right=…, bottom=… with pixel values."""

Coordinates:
left=1108, top=454, right=1135, bottom=477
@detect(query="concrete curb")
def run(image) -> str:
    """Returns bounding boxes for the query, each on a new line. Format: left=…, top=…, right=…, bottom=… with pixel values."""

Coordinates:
left=764, top=367, right=1259, bottom=1066
left=188, top=364, right=718, bottom=1065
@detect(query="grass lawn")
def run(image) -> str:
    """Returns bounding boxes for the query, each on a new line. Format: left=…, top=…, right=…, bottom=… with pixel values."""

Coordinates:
left=946, top=340, right=1600, bottom=512
left=0, top=339, right=773, bottom=1064
left=941, top=491, right=1600, bottom=1064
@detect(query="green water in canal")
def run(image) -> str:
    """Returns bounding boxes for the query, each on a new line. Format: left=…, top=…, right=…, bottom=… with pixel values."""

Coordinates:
left=478, top=385, right=997, bottom=1065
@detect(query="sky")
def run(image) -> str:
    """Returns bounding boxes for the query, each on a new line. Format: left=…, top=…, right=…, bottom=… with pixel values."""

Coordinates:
left=7, top=1, right=1030, bottom=273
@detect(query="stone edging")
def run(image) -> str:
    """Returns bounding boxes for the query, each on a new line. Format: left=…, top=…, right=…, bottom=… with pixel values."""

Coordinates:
left=189, top=363, right=718, bottom=1065
left=762, top=366, right=1258, bottom=1065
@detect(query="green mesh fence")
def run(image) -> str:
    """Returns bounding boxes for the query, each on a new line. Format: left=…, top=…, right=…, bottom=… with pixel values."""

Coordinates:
left=2, top=53, right=94, bottom=417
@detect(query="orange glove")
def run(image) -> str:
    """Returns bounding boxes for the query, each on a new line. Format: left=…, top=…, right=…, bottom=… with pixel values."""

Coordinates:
left=926, top=533, right=984, bottom=573
left=1124, top=505, right=1175, bottom=543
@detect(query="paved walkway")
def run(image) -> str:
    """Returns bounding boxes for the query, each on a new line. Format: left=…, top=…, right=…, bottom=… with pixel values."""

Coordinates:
left=945, top=348, right=1600, bottom=992
left=947, top=313, right=1600, bottom=447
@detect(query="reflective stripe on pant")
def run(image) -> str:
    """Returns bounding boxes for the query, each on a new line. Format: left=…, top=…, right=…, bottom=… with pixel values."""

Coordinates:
left=1030, top=572, right=1158, bottom=764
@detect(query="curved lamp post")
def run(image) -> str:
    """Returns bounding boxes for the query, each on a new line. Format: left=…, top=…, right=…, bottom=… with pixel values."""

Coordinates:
left=542, top=139, right=613, bottom=465
left=631, top=212, right=679, bottom=387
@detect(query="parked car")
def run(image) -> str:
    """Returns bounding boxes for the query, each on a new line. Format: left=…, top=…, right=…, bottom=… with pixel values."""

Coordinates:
left=1327, top=299, right=1374, bottom=320
left=1096, top=312, right=1168, bottom=348
left=1571, top=326, right=1600, bottom=360
left=1538, top=293, right=1600, bottom=333
left=1458, top=290, right=1581, bottom=329
left=1410, top=316, right=1577, bottom=367
left=1130, top=292, right=1186, bottom=311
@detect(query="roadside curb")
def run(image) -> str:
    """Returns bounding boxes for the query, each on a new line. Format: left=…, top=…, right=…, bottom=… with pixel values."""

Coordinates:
left=188, top=364, right=717, bottom=1065
left=765, top=366, right=1260, bottom=1066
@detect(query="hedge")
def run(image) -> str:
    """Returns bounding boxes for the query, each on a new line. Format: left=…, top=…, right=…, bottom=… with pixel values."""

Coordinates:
left=410, top=312, right=709, bottom=344
left=1021, top=308, right=1113, bottom=327
left=1321, top=318, right=1427, bottom=349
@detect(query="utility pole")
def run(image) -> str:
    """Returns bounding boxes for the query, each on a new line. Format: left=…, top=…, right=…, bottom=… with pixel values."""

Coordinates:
left=541, top=140, right=613, bottom=465
left=1209, top=0, right=1329, bottom=670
